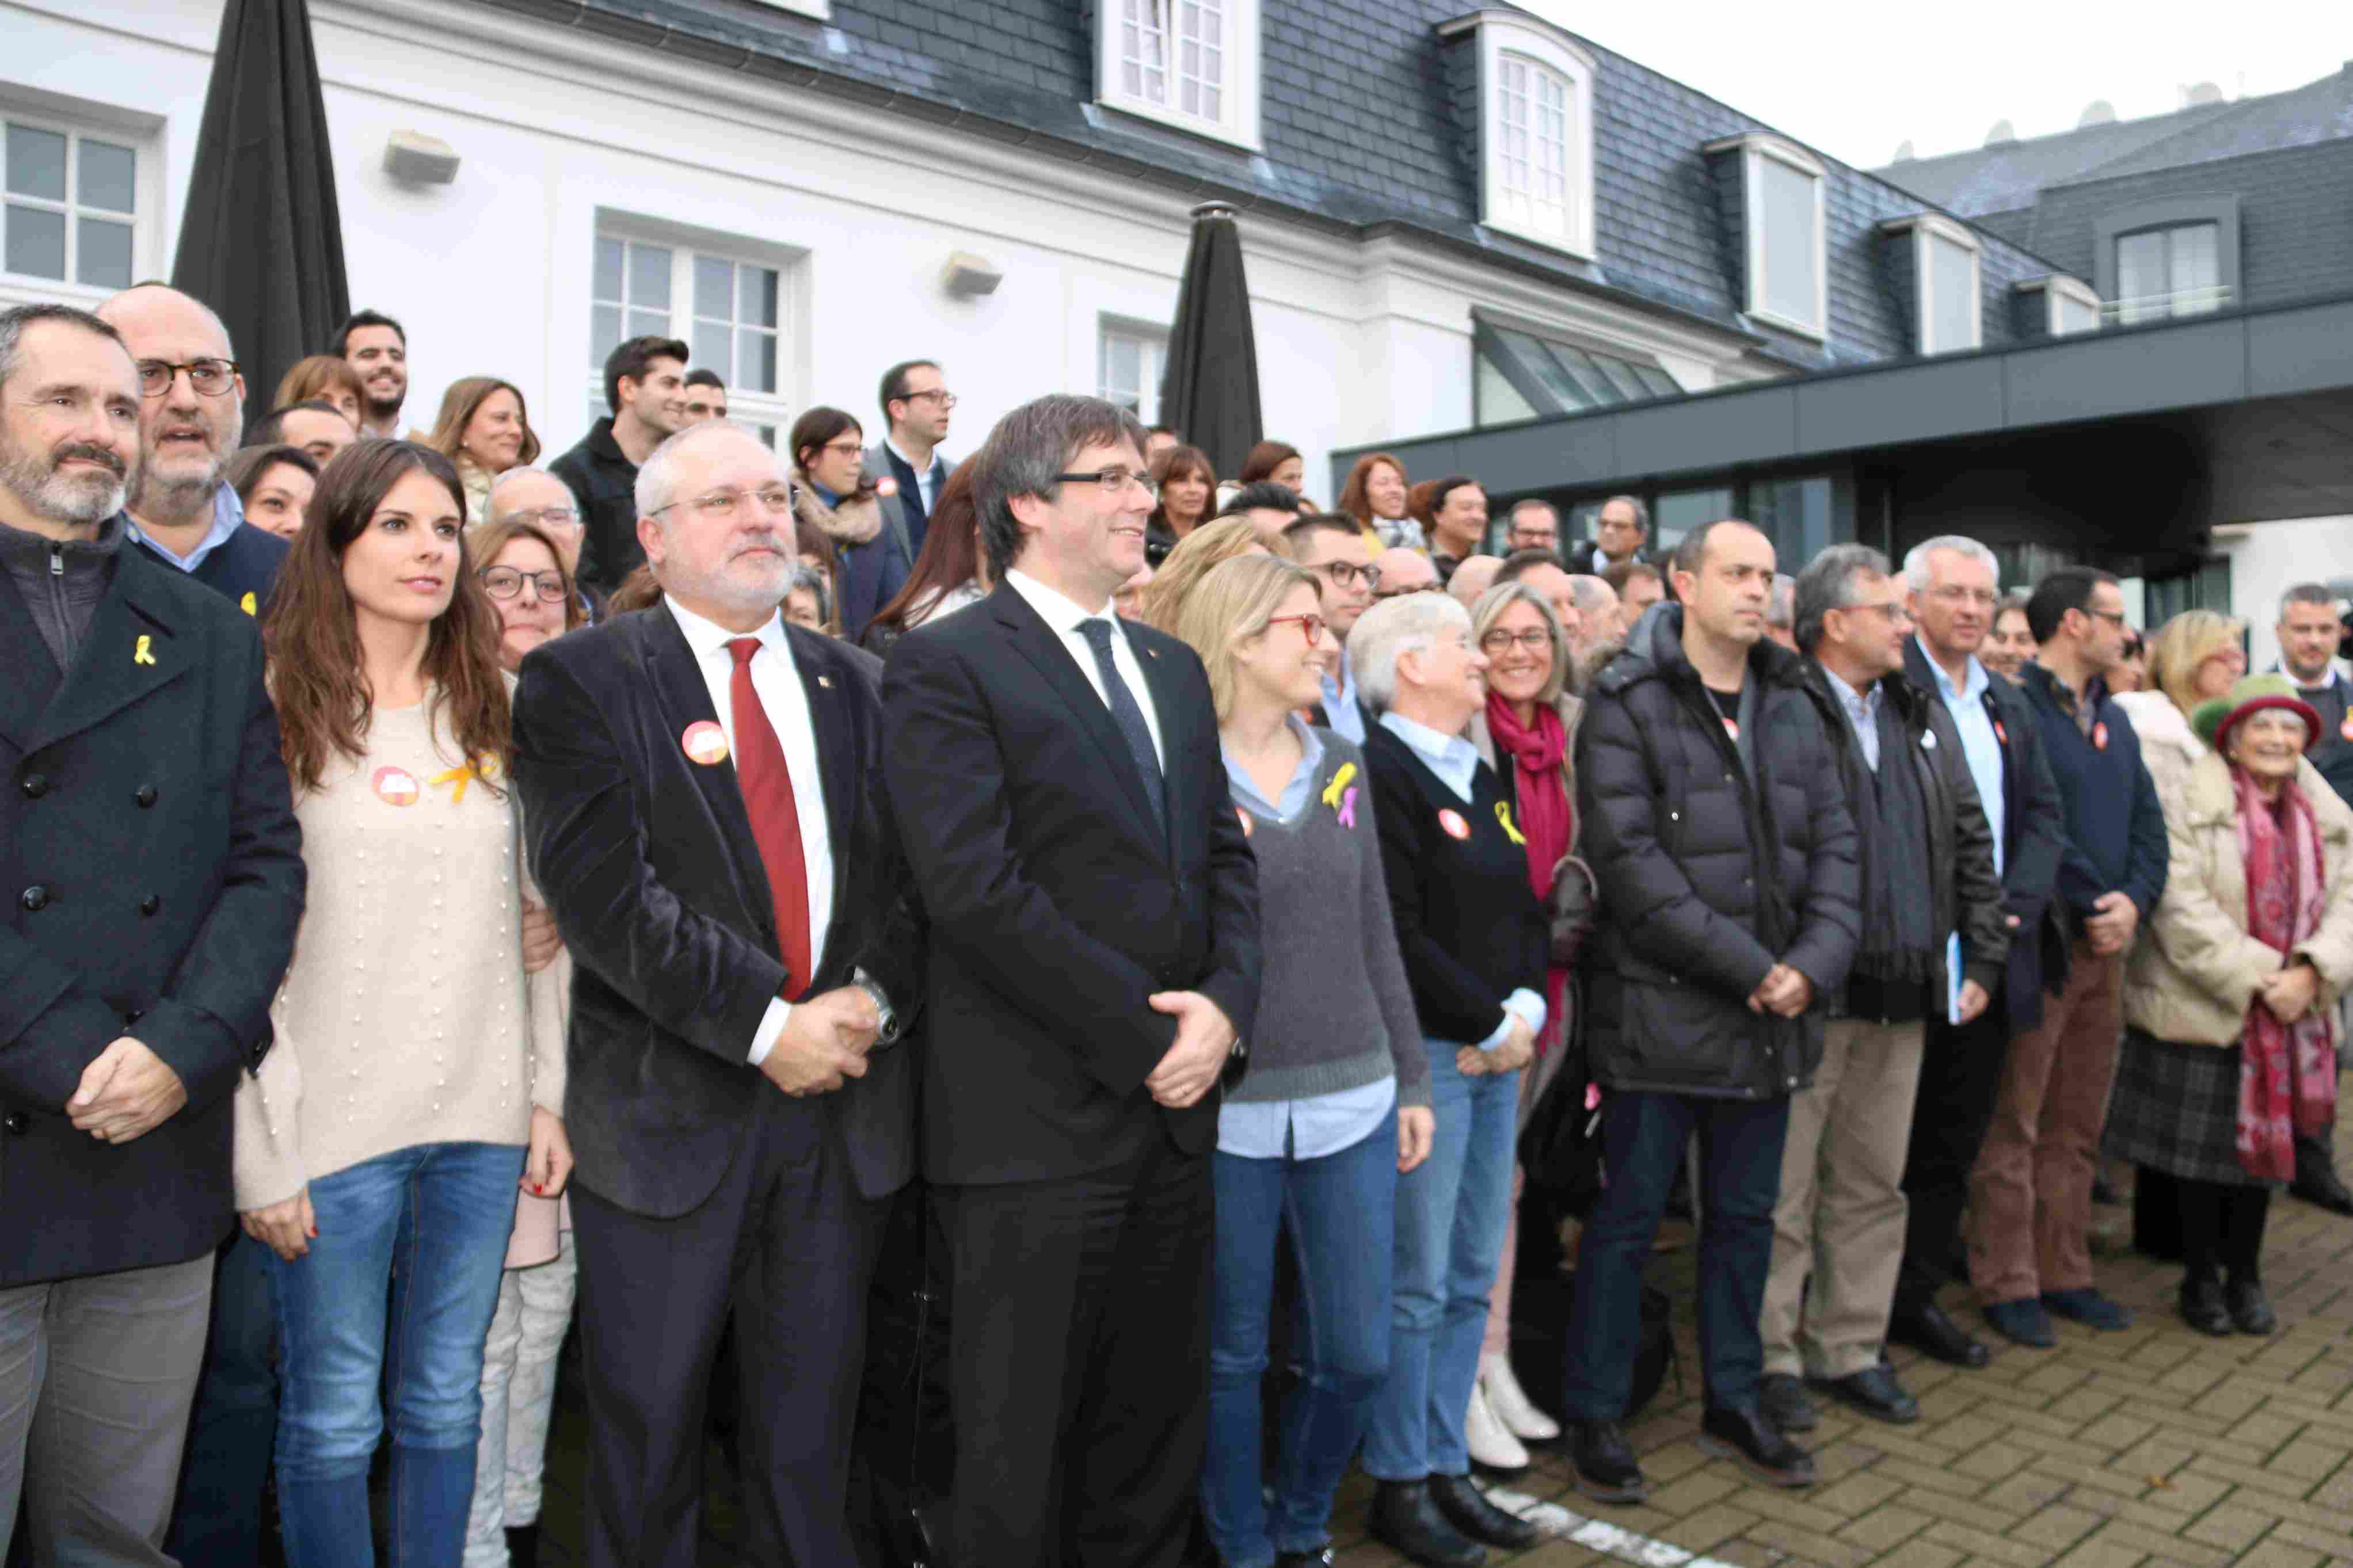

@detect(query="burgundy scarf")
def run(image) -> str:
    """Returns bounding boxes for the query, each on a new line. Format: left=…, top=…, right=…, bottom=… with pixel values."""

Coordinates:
left=2233, top=765, right=2336, bottom=1181
left=1488, top=692, right=1574, bottom=1051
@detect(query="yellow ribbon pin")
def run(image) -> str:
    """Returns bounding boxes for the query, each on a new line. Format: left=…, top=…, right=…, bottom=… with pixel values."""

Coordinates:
left=239, top=592, right=257, bottom=617
left=1494, top=801, right=1526, bottom=846
left=1320, top=761, right=1358, bottom=810
left=133, top=635, right=155, bottom=666
left=429, top=760, right=485, bottom=804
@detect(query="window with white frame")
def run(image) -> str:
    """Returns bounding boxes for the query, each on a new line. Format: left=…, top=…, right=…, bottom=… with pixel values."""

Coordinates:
left=2112, top=223, right=2225, bottom=324
left=1472, top=316, right=1680, bottom=426
left=1098, top=0, right=1263, bottom=150
left=1099, top=321, right=1169, bottom=426
left=1882, top=213, right=1981, bottom=354
left=2, top=112, right=149, bottom=304
left=2020, top=275, right=2101, bottom=337
left=1444, top=13, right=1595, bottom=257
left=1710, top=133, right=1826, bottom=339
left=589, top=231, right=792, bottom=448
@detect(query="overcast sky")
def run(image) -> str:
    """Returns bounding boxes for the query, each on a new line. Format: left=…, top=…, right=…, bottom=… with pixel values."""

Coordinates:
left=1526, top=2, right=2351, bottom=171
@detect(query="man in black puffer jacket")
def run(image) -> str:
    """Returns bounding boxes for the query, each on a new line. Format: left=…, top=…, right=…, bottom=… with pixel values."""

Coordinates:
left=1560, top=520, right=1860, bottom=1505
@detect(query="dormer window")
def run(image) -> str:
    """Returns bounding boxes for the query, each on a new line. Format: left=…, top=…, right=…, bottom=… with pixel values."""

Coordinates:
left=1098, top=0, right=1263, bottom=151
left=2016, top=274, right=2101, bottom=337
left=1707, top=132, right=1827, bottom=339
left=1440, top=11, right=1596, bottom=257
left=1882, top=213, right=1982, bottom=355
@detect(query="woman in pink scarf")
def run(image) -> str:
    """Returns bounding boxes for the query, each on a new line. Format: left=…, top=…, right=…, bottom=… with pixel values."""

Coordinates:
left=1461, top=581, right=1582, bottom=1470
left=2111, top=674, right=2353, bottom=1337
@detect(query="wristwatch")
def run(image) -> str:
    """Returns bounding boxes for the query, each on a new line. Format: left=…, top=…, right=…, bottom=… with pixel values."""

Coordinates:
left=854, top=969, right=901, bottom=1047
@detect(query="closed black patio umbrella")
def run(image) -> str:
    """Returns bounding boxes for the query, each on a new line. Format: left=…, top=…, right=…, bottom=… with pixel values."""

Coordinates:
left=1158, top=201, right=1262, bottom=480
left=173, top=0, right=350, bottom=403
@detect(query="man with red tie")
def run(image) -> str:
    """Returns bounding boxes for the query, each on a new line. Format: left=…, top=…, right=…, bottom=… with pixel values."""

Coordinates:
left=511, top=420, right=923, bottom=1567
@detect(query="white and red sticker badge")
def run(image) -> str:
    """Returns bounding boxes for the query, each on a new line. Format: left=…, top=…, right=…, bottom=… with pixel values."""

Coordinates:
left=372, top=766, right=421, bottom=807
left=1438, top=808, right=1471, bottom=841
left=682, top=722, right=729, bottom=766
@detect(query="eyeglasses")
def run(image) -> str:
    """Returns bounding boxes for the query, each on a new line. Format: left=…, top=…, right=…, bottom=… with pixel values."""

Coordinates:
left=500, top=505, right=578, bottom=529
left=821, top=438, right=864, bottom=456
left=651, top=484, right=799, bottom=521
left=136, top=358, right=238, bottom=398
left=1928, top=585, right=1998, bottom=608
left=1480, top=628, right=1553, bottom=654
left=1375, top=581, right=1444, bottom=599
left=1054, top=468, right=1158, bottom=499
left=904, top=389, right=957, bottom=409
left=480, top=566, right=569, bottom=603
left=1841, top=601, right=1913, bottom=624
left=1315, top=560, right=1382, bottom=592
left=1265, top=612, right=1327, bottom=645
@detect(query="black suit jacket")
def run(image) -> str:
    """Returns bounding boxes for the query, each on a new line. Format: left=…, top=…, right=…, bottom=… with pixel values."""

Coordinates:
left=512, top=606, right=923, bottom=1219
left=0, top=540, right=305, bottom=1287
left=882, top=582, right=1261, bottom=1185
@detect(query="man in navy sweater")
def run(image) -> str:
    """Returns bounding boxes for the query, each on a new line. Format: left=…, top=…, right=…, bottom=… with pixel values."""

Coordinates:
left=1970, top=567, right=2166, bottom=1348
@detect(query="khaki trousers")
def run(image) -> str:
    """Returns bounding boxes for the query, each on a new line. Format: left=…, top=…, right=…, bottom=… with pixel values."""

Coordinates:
left=1762, top=1016, right=1926, bottom=1380
left=1969, top=938, right=2123, bottom=1303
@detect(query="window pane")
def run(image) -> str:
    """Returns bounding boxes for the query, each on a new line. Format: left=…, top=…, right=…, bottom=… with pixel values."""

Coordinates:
left=5, top=204, right=64, bottom=278
left=75, top=215, right=131, bottom=288
left=626, top=307, right=668, bottom=342
left=2170, top=223, right=2220, bottom=311
left=5, top=125, right=65, bottom=201
left=591, top=304, right=622, bottom=366
left=1651, top=487, right=1730, bottom=554
left=1635, top=364, right=1682, bottom=396
left=1758, top=156, right=1818, bottom=327
left=2055, top=293, right=2100, bottom=335
left=740, top=329, right=777, bottom=394
left=692, top=321, right=730, bottom=378
left=2115, top=231, right=2164, bottom=322
left=1582, top=348, right=1651, bottom=402
left=1540, top=341, right=1617, bottom=406
left=694, top=255, right=733, bottom=322
left=756, top=425, right=778, bottom=451
left=77, top=139, right=134, bottom=212
left=1929, top=234, right=1977, bottom=352
left=627, top=242, right=671, bottom=309
left=1106, top=333, right=1141, bottom=397
left=741, top=265, right=778, bottom=329
left=1476, top=354, right=1539, bottom=426
left=593, top=235, right=625, bottom=303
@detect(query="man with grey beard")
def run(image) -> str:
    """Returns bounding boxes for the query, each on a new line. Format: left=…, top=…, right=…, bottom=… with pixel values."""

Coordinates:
left=94, top=285, right=289, bottom=615
left=0, top=303, right=304, bottom=1563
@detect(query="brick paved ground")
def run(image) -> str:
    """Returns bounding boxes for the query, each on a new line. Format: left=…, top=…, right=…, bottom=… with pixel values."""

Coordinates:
left=531, top=1122, right=2353, bottom=1567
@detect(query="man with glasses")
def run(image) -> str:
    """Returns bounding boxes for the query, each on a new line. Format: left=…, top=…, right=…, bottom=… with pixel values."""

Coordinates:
left=882, top=394, right=1259, bottom=1568
left=94, top=285, right=290, bottom=612
left=869, top=360, right=954, bottom=564
left=511, top=419, right=923, bottom=1567
left=488, top=467, right=600, bottom=623
left=1759, top=546, right=2008, bottom=1435
left=1281, top=514, right=1379, bottom=741
left=1972, top=567, right=2167, bottom=1348
left=1495, top=549, right=1583, bottom=653
left=1504, top=498, right=1561, bottom=555
left=1568, top=494, right=1650, bottom=577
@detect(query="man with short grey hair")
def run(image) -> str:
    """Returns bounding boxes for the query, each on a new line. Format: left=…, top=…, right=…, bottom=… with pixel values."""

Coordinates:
left=882, top=394, right=1259, bottom=1568
left=1760, top=544, right=2006, bottom=1433
left=488, top=466, right=596, bottom=620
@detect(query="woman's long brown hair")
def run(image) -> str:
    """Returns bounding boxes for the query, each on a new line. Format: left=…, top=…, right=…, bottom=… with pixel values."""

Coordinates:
left=865, top=457, right=985, bottom=640
left=262, top=440, right=512, bottom=796
left=422, top=376, right=542, bottom=469
left=1337, top=452, right=1407, bottom=525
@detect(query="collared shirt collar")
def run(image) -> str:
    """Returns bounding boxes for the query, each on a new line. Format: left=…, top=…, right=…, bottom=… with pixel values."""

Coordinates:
left=1006, top=567, right=1115, bottom=627
left=1818, top=661, right=1883, bottom=769
left=124, top=482, right=243, bottom=575
left=1223, top=715, right=1326, bottom=822
left=664, top=594, right=789, bottom=664
left=1319, top=651, right=1365, bottom=742
left=1380, top=709, right=1479, bottom=802
left=884, top=436, right=941, bottom=482
left=1916, top=636, right=1989, bottom=705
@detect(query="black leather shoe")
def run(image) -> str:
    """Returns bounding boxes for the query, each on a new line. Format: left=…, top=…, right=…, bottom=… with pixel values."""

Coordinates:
left=1983, top=1297, right=2057, bottom=1348
left=1758, top=1372, right=1816, bottom=1433
left=505, top=1525, right=539, bottom=1568
left=1430, top=1472, right=1541, bottom=1550
left=2291, top=1168, right=2353, bottom=1216
left=2225, top=1279, right=2277, bottom=1336
left=1369, top=1479, right=1487, bottom=1568
left=1274, top=1550, right=1334, bottom=1568
left=1891, top=1298, right=1992, bottom=1368
left=1697, top=1404, right=1816, bottom=1488
left=2178, top=1275, right=2232, bottom=1336
left=1817, top=1364, right=1920, bottom=1425
left=1568, top=1418, right=1647, bottom=1504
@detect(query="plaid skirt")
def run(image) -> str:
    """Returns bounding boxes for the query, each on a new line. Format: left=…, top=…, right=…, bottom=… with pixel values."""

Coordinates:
left=2102, top=1029, right=2276, bottom=1188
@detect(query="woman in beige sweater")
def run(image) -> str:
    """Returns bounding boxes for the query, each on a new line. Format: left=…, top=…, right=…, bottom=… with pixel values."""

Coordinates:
left=237, top=440, right=569, bottom=1567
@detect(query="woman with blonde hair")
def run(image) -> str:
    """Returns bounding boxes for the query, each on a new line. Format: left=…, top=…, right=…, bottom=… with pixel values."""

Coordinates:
left=423, top=377, right=542, bottom=526
left=1140, top=516, right=1272, bottom=632
left=275, top=354, right=368, bottom=426
left=2115, top=610, right=2249, bottom=798
left=1176, top=554, right=1431, bottom=1568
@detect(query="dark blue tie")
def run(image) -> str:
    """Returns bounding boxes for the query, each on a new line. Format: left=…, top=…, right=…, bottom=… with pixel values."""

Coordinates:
left=1078, top=617, right=1165, bottom=830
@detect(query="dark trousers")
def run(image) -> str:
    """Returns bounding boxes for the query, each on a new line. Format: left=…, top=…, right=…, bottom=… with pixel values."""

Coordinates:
left=2178, top=1182, right=2271, bottom=1282
left=1895, top=1004, right=2011, bottom=1311
left=1560, top=1090, right=1788, bottom=1417
left=165, top=1231, right=280, bottom=1568
left=942, top=1135, right=1212, bottom=1568
left=571, top=1095, right=888, bottom=1568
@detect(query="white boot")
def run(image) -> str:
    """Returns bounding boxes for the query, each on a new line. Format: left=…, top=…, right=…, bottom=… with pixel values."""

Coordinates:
left=1464, top=1379, right=1530, bottom=1471
left=1480, top=1350, right=1560, bottom=1441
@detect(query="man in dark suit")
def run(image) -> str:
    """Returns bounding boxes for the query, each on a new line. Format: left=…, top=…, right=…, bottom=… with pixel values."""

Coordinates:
left=865, top=358, right=954, bottom=565
left=512, top=419, right=924, bottom=1568
left=882, top=394, right=1261, bottom=1568
left=0, top=303, right=304, bottom=1559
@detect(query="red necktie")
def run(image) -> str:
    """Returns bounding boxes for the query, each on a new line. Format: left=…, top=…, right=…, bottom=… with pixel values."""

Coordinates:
left=726, top=638, right=813, bottom=998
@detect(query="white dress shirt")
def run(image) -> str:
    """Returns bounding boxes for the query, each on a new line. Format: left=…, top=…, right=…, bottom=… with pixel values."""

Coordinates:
left=664, top=597, right=834, bottom=1066
left=1004, top=569, right=1166, bottom=768
left=885, top=436, right=946, bottom=515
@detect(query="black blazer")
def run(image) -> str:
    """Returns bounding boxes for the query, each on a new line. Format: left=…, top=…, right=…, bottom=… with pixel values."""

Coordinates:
left=0, top=541, right=305, bottom=1287
left=881, top=582, right=1261, bottom=1185
left=512, top=607, right=924, bottom=1219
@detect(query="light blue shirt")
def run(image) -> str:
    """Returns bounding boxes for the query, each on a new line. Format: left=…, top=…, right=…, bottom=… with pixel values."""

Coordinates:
left=1318, top=653, right=1365, bottom=745
left=1217, top=718, right=1397, bottom=1159
left=1377, top=711, right=1546, bottom=1050
left=1919, top=638, right=2006, bottom=878
left=1820, top=663, right=1882, bottom=773
left=125, top=483, right=243, bottom=574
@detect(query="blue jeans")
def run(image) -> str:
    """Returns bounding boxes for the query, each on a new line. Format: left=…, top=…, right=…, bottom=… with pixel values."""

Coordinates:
left=1560, top=1091, right=1789, bottom=1417
left=1363, top=1046, right=1519, bottom=1481
left=268, top=1141, right=523, bottom=1567
left=1203, top=1108, right=1397, bottom=1567
left=166, top=1231, right=280, bottom=1568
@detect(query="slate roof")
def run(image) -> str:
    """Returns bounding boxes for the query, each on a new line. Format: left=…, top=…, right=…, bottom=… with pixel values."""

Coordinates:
left=476, top=0, right=2068, bottom=371
left=1876, top=64, right=2353, bottom=218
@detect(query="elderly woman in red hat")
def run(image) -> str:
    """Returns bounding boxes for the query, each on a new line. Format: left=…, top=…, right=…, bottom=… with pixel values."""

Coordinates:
left=2109, top=674, right=2353, bottom=1336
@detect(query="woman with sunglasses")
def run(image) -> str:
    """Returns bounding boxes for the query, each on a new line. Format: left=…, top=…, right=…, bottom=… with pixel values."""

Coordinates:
left=1173, top=555, right=1432, bottom=1568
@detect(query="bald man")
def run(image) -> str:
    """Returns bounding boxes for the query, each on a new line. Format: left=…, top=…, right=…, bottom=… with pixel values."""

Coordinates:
left=95, top=286, right=288, bottom=612
left=1373, top=547, right=1440, bottom=599
left=1566, top=575, right=1619, bottom=659
left=1447, top=554, right=1503, bottom=609
left=489, top=467, right=599, bottom=623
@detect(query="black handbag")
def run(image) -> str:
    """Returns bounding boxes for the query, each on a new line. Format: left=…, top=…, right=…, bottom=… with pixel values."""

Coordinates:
left=1517, top=979, right=1605, bottom=1216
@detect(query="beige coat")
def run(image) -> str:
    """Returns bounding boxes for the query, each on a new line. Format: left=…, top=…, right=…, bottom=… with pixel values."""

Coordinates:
left=2123, top=747, right=2353, bottom=1046
left=2114, top=688, right=2204, bottom=799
